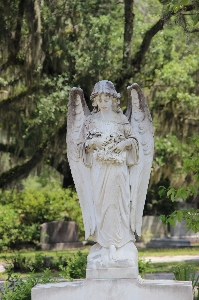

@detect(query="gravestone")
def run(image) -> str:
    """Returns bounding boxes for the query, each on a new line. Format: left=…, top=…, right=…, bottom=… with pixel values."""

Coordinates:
left=141, top=216, right=168, bottom=242
left=146, top=238, right=190, bottom=248
left=40, top=221, right=83, bottom=250
left=170, top=219, right=199, bottom=244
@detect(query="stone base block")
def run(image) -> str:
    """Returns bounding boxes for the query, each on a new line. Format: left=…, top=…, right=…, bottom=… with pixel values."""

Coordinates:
left=31, top=277, right=193, bottom=300
left=41, top=242, right=83, bottom=250
left=86, top=267, right=138, bottom=279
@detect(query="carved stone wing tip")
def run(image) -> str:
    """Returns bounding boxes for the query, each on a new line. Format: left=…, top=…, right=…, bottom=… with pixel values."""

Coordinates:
left=70, top=87, right=83, bottom=96
left=127, top=83, right=139, bottom=90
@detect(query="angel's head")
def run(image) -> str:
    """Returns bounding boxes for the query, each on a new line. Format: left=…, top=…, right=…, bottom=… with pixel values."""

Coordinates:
left=90, top=80, right=121, bottom=113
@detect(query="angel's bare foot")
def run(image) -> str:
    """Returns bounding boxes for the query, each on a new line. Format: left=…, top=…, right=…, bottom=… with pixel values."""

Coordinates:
left=109, top=245, right=117, bottom=260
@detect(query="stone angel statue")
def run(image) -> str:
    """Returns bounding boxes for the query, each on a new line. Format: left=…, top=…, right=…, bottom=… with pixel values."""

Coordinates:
left=67, top=80, right=154, bottom=278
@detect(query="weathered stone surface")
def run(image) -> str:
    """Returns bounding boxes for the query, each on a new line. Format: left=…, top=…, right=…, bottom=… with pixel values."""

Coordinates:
left=31, top=277, right=193, bottom=300
left=40, top=221, right=83, bottom=250
left=86, top=241, right=138, bottom=273
left=67, top=81, right=154, bottom=276
left=40, top=221, right=79, bottom=244
left=86, top=267, right=138, bottom=279
left=146, top=238, right=190, bottom=248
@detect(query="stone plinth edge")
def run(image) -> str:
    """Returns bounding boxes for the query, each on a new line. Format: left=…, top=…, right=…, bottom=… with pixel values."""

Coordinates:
left=31, top=276, right=193, bottom=300
left=86, top=267, right=138, bottom=279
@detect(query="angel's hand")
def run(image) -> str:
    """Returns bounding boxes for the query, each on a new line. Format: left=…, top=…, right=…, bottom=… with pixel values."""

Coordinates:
left=112, top=140, right=132, bottom=154
left=85, top=138, right=106, bottom=152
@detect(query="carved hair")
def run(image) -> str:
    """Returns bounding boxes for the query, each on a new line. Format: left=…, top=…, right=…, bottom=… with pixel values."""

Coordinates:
left=90, top=80, right=121, bottom=113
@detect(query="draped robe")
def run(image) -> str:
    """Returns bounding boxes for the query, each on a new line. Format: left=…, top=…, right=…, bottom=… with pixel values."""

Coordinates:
left=81, top=112, right=139, bottom=248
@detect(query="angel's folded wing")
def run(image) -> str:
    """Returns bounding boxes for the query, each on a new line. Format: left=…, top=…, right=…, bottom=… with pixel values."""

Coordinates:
left=67, top=88, right=96, bottom=239
left=126, top=83, right=154, bottom=236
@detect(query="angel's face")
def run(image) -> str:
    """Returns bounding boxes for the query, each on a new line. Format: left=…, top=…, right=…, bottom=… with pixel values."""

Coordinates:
left=96, top=93, right=112, bottom=112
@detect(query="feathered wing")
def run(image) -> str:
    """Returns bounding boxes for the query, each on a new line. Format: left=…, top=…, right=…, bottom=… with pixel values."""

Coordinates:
left=126, top=83, right=154, bottom=236
left=66, top=88, right=96, bottom=240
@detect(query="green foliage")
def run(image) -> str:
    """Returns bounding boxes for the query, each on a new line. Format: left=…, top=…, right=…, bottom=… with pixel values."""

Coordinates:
left=159, top=208, right=199, bottom=232
left=0, top=268, right=56, bottom=300
left=173, top=264, right=199, bottom=299
left=3, top=252, right=68, bottom=273
left=0, top=186, right=84, bottom=250
left=0, top=0, right=199, bottom=226
left=184, top=136, right=199, bottom=182
left=138, top=259, right=151, bottom=277
left=0, top=204, right=38, bottom=250
left=158, top=135, right=199, bottom=232
left=173, top=264, right=199, bottom=287
left=59, top=251, right=87, bottom=280
left=145, top=177, right=178, bottom=216
left=164, top=0, right=198, bottom=13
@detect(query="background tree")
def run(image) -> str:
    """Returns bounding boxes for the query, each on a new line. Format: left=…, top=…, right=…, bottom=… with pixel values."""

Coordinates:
left=0, top=0, right=199, bottom=216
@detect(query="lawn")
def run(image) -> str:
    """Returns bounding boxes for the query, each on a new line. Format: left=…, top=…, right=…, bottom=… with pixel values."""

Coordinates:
left=0, top=245, right=198, bottom=261
left=0, top=245, right=198, bottom=280
left=146, top=261, right=199, bottom=274
left=138, top=246, right=199, bottom=257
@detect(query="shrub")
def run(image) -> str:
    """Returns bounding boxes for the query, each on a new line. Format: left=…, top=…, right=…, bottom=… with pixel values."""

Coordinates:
left=0, top=268, right=56, bottom=300
left=0, top=186, right=84, bottom=250
left=0, top=205, right=38, bottom=250
left=173, top=264, right=199, bottom=300
left=4, top=252, right=69, bottom=273
left=59, top=251, right=87, bottom=280
left=138, top=258, right=151, bottom=277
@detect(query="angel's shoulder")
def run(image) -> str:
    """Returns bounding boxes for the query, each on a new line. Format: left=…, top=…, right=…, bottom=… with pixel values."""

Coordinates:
left=84, top=113, right=95, bottom=127
left=118, top=113, right=130, bottom=124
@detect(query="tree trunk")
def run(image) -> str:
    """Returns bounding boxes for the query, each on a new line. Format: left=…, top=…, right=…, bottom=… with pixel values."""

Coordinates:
left=123, top=0, right=135, bottom=68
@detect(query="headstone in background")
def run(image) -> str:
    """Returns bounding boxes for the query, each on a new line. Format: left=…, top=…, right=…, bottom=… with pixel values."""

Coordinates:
left=170, top=219, right=199, bottom=244
left=140, top=216, right=168, bottom=243
left=146, top=238, right=190, bottom=248
left=40, top=221, right=83, bottom=250
left=170, top=200, right=199, bottom=244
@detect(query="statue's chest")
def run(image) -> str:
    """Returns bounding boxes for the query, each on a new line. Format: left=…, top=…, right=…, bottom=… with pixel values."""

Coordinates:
left=91, top=121, right=123, bottom=137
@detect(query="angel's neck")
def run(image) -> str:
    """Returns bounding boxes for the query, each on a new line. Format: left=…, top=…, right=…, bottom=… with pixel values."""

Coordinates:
left=99, top=109, right=113, bottom=120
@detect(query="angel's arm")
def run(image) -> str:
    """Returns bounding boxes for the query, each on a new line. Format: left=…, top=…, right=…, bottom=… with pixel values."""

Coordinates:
left=85, top=138, right=106, bottom=153
left=112, top=122, right=139, bottom=161
left=123, top=122, right=139, bottom=166
left=77, top=118, right=93, bottom=168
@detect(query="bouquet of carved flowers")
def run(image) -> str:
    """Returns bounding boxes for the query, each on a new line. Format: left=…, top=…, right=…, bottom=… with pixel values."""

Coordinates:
left=92, top=132, right=126, bottom=165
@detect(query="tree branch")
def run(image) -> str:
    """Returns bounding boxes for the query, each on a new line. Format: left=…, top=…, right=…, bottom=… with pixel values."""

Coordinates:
left=0, top=143, right=25, bottom=158
left=0, top=122, right=66, bottom=189
left=0, top=86, right=38, bottom=109
left=131, top=18, right=167, bottom=72
left=116, top=4, right=196, bottom=90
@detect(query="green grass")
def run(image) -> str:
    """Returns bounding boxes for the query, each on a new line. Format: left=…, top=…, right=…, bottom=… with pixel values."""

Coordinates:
left=0, top=271, right=60, bottom=281
left=0, top=246, right=198, bottom=280
left=138, top=246, right=199, bottom=257
left=0, top=245, right=198, bottom=261
left=146, top=261, right=199, bottom=274
left=0, top=246, right=90, bottom=261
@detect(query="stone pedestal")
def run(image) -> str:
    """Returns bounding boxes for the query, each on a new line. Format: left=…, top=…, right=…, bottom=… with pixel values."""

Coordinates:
left=86, top=267, right=138, bottom=279
left=31, top=277, right=193, bottom=300
left=40, top=221, right=83, bottom=250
